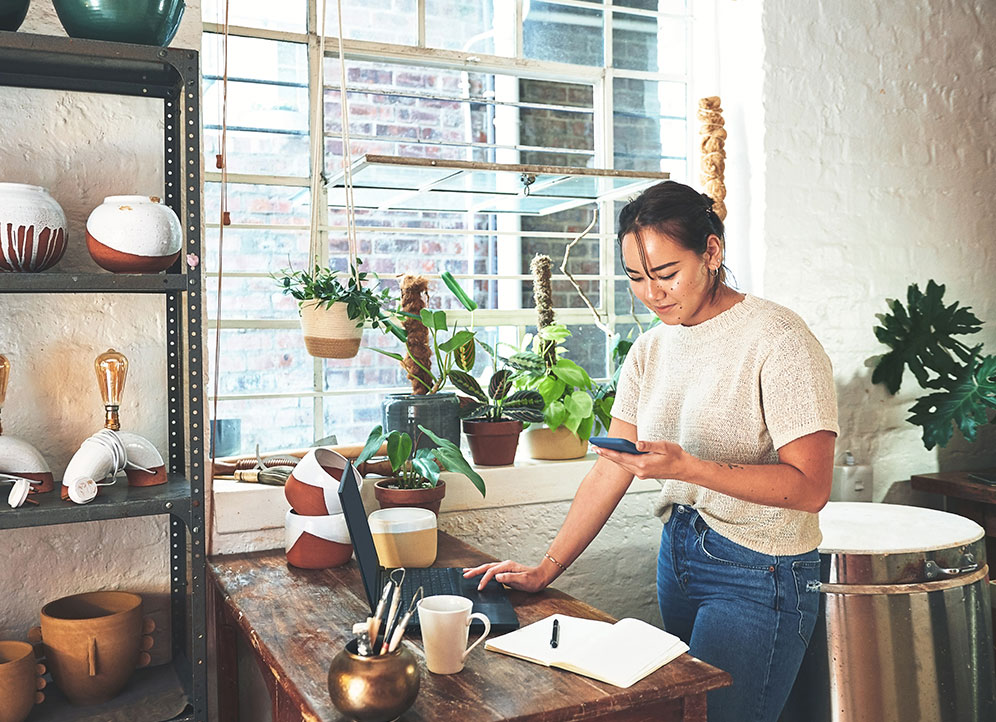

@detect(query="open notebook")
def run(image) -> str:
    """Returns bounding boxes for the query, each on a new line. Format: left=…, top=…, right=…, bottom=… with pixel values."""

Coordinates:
left=484, top=614, right=689, bottom=689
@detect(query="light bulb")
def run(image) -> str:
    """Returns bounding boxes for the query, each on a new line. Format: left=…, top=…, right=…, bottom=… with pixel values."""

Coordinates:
left=0, top=354, right=8, bottom=436
left=95, top=349, right=128, bottom=431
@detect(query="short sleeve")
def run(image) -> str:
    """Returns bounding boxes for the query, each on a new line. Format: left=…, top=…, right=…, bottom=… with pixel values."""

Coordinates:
left=611, top=338, right=644, bottom=425
left=760, top=329, right=839, bottom=450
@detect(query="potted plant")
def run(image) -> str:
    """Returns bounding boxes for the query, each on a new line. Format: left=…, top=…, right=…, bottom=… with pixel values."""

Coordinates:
left=276, top=258, right=396, bottom=359
left=355, top=423, right=486, bottom=514
left=871, top=280, right=995, bottom=450
left=450, top=343, right=545, bottom=466
left=373, top=272, right=478, bottom=447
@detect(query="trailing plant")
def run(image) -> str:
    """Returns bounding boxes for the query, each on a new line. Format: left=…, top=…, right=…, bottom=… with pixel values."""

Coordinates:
left=275, top=258, right=396, bottom=331
left=871, top=280, right=996, bottom=450
left=355, top=423, right=486, bottom=496
left=374, top=272, right=478, bottom=395
left=450, top=342, right=545, bottom=423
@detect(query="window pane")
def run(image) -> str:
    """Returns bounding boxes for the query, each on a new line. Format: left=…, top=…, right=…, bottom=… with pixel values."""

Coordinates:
left=212, top=397, right=314, bottom=456
left=202, top=34, right=308, bottom=85
left=325, top=0, right=417, bottom=44
left=613, top=78, right=689, bottom=173
left=613, top=0, right=687, bottom=12
left=205, top=183, right=311, bottom=226
left=202, top=0, right=306, bottom=33
left=523, top=324, right=608, bottom=380
left=207, top=276, right=300, bottom=321
left=204, top=79, right=309, bottom=134
left=425, top=0, right=500, bottom=55
left=205, top=228, right=309, bottom=275
left=524, top=1, right=604, bottom=67
left=613, top=13, right=686, bottom=74
left=204, top=128, right=310, bottom=177
left=207, top=329, right=315, bottom=395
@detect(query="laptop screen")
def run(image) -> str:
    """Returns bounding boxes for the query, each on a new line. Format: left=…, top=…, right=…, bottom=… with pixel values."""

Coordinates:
left=337, top=463, right=382, bottom=610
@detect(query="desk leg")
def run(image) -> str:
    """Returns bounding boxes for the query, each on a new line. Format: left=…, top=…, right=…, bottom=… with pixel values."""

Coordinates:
left=680, top=693, right=708, bottom=722
left=212, top=582, right=241, bottom=722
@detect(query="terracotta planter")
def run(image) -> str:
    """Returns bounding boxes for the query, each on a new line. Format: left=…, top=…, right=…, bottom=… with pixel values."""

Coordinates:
left=462, top=419, right=522, bottom=466
left=0, top=640, right=44, bottom=722
left=523, top=426, right=589, bottom=460
left=0, top=183, right=68, bottom=272
left=299, top=300, right=364, bottom=359
left=119, top=431, right=167, bottom=488
left=285, top=510, right=353, bottom=569
left=39, top=591, right=152, bottom=706
left=0, top=436, right=55, bottom=493
left=285, top=448, right=360, bottom=516
left=373, top=478, right=446, bottom=516
left=86, top=195, right=182, bottom=273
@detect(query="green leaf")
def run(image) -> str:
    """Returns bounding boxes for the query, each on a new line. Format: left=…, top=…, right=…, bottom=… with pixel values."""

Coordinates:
left=537, top=376, right=566, bottom=405
left=433, top=448, right=486, bottom=498
left=461, top=403, right=489, bottom=420
left=437, top=329, right=475, bottom=353
left=544, top=400, right=567, bottom=430
left=564, top=389, right=593, bottom=419
left=454, top=337, right=476, bottom=371
left=576, top=414, right=595, bottom=442
left=449, top=370, right=487, bottom=403
left=356, top=425, right=387, bottom=466
left=416, top=425, right=462, bottom=454
left=908, top=354, right=996, bottom=449
left=440, top=271, right=479, bottom=311
left=369, top=348, right=406, bottom=363
left=381, top=318, right=408, bottom=343
left=386, top=432, right=413, bottom=472
left=411, top=453, right=440, bottom=486
left=433, top=309, right=448, bottom=331
left=488, top=369, right=513, bottom=401
left=419, top=308, right=436, bottom=329
left=502, top=389, right=545, bottom=422
left=507, top=351, right=545, bottom=373
left=552, top=358, right=590, bottom=388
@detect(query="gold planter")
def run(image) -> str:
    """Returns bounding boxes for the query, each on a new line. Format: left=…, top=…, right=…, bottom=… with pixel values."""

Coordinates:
left=523, top=426, right=588, bottom=460
left=327, top=639, right=420, bottom=722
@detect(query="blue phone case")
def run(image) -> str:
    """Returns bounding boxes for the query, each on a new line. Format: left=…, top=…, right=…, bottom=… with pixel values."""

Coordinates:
left=588, top=436, right=647, bottom=454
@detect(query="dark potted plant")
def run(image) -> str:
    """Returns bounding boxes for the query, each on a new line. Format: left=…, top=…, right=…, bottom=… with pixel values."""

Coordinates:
left=450, top=344, right=545, bottom=466
left=276, top=258, right=397, bottom=359
left=373, top=271, right=478, bottom=447
left=355, top=423, right=486, bottom=514
left=871, top=280, right=996, bottom=450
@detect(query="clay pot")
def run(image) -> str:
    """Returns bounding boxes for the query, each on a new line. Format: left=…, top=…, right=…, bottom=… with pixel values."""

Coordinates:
left=462, top=419, right=522, bottom=466
left=85, top=195, right=181, bottom=273
left=0, top=436, right=55, bottom=493
left=0, top=183, right=68, bottom=272
left=373, top=478, right=446, bottom=516
left=523, top=426, right=589, bottom=460
left=285, top=510, right=353, bottom=569
left=0, top=0, right=31, bottom=31
left=328, top=638, right=420, bottom=722
left=119, top=431, right=166, bottom=488
left=0, top=640, right=45, bottom=722
left=39, top=591, right=152, bottom=706
left=298, top=301, right=364, bottom=359
left=284, top=447, right=360, bottom=516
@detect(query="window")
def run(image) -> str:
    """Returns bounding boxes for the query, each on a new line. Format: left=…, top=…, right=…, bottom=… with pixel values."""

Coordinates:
left=202, top=0, right=693, bottom=453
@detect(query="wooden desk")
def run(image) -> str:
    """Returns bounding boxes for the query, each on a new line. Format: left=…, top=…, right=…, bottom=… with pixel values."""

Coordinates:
left=209, top=533, right=730, bottom=722
left=910, top=469, right=996, bottom=580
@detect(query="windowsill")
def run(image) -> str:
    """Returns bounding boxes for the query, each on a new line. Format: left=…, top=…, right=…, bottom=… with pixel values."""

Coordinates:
left=211, top=452, right=661, bottom=554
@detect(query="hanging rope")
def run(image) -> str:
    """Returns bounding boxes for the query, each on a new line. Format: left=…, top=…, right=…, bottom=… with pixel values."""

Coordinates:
left=333, top=0, right=359, bottom=283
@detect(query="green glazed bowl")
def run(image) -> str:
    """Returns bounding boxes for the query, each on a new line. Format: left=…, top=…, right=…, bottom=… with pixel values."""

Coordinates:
left=0, top=0, right=30, bottom=31
left=53, top=0, right=185, bottom=47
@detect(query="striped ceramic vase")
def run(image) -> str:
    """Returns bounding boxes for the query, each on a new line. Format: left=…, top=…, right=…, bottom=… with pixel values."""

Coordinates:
left=0, top=183, right=68, bottom=272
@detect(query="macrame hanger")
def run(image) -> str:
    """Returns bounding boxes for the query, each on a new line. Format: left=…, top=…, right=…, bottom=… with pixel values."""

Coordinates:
left=333, top=0, right=359, bottom=283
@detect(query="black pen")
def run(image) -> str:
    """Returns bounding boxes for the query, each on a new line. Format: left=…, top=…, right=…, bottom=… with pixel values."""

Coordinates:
left=550, top=618, right=560, bottom=648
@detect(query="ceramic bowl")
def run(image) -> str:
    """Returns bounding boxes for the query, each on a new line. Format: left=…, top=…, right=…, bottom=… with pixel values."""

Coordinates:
left=0, top=0, right=30, bottom=33
left=86, top=195, right=182, bottom=273
left=284, top=448, right=359, bottom=516
left=0, top=183, right=68, bottom=273
left=52, top=0, right=185, bottom=47
left=285, top=510, right=353, bottom=569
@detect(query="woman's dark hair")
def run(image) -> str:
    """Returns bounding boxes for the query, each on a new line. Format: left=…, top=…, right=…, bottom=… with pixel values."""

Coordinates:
left=616, top=181, right=728, bottom=297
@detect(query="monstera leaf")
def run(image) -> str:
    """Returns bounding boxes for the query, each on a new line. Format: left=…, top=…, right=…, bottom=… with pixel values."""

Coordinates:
left=907, top=354, right=996, bottom=449
left=872, top=280, right=983, bottom=394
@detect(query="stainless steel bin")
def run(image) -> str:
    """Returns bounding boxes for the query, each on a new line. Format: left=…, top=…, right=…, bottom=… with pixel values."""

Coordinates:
left=781, top=502, right=996, bottom=722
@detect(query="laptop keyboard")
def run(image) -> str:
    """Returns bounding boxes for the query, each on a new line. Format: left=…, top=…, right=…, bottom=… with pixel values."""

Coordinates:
left=381, top=567, right=461, bottom=604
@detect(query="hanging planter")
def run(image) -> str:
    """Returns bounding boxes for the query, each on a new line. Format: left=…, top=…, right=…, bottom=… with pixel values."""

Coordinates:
left=276, top=258, right=396, bottom=361
left=299, top=300, right=364, bottom=359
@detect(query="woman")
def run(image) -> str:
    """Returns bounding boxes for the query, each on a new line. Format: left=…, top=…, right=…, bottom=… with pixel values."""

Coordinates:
left=465, top=181, right=838, bottom=722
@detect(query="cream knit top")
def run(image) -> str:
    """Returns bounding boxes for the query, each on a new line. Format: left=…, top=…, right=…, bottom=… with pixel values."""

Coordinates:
left=612, top=294, right=839, bottom=556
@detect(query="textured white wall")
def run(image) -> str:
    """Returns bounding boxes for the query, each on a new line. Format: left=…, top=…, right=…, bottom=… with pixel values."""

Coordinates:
left=0, top=3, right=202, bottom=647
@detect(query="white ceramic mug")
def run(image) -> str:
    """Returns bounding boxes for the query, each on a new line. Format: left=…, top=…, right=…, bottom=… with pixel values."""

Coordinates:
left=418, top=595, right=491, bottom=674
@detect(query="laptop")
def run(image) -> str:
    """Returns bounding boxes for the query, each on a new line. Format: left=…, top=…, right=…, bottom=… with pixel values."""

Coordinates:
left=337, top=464, right=520, bottom=634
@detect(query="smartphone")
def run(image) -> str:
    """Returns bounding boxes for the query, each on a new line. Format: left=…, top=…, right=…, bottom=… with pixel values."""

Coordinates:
left=588, top=436, right=647, bottom=454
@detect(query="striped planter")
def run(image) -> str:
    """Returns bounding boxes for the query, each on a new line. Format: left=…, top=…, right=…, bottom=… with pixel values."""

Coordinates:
left=0, top=183, right=68, bottom=272
left=299, top=300, right=364, bottom=359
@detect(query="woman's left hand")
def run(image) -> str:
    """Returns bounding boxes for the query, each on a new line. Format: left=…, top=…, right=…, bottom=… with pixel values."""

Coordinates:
left=592, top=439, right=692, bottom=480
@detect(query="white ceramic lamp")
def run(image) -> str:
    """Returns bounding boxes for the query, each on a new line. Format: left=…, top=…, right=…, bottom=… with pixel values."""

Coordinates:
left=0, top=354, right=54, bottom=493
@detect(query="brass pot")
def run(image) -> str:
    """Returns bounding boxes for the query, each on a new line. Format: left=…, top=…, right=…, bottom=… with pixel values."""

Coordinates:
left=327, top=639, right=420, bottom=722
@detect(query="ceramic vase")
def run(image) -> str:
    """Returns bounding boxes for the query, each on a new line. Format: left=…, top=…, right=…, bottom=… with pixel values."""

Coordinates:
left=284, top=447, right=360, bottom=516
left=39, top=591, right=152, bottom=706
left=285, top=510, right=353, bottom=569
left=0, top=0, right=30, bottom=32
left=52, top=0, right=185, bottom=46
left=0, top=640, right=45, bottom=722
left=463, top=419, right=522, bottom=466
left=382, top=393, right=461, bottom=449
left=298, top=301, right=364, bottom=359
left=0, top=183, right=68, bottom=273
left=86, top=195, right=181, bottom=273
left=523, top=426, right=589, bottom=460
left=327, top=639, right=420, bottom=722
left=373, top=479, right=446, bottom=516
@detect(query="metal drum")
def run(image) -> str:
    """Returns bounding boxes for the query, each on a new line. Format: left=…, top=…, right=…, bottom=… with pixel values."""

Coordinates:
left=781, top=502, right=996, bottom=722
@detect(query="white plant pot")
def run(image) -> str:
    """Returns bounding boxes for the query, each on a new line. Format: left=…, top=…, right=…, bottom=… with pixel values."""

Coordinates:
left=0, top=182, right=68, bottom=272
left=298, top=300, right=364, bottom=359
left=86, top=195, right=182, bottom=273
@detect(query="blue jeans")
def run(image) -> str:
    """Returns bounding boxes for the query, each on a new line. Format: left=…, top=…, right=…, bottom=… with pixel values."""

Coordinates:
left=656, top=505, right=820, bottom=722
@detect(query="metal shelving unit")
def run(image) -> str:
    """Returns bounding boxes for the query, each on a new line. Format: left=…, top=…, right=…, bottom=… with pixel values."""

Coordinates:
left=0, top=30, right=206, bottom=722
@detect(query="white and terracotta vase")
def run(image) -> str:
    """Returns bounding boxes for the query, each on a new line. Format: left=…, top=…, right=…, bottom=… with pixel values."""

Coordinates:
left=285, top=510, right=353, bottom=569
left=86, top=195, right=181, bottom=273
left=0, top=183, right=68, bottom=273
left=298, top=300, right=364, bottom=359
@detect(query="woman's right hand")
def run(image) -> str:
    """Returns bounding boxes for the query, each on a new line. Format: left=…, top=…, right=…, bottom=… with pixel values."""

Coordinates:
left=462, top=560, right=553, bottom=593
